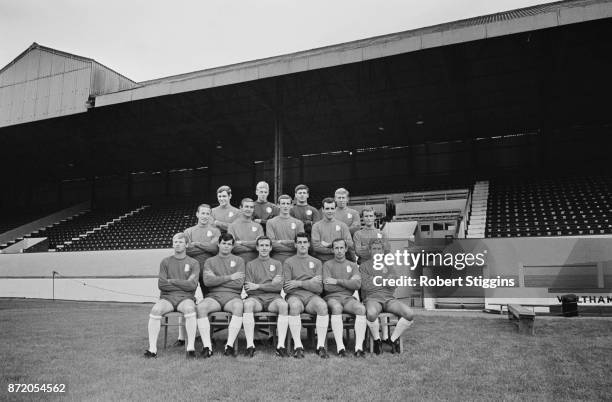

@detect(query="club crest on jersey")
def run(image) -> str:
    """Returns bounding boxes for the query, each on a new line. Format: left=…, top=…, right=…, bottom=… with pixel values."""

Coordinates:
left=185, top=264, right=190, bottom=272
left=207, top=230, right=213, bottom=237
left=228, top=212, right=234, bottom=217
left=308, top=261, right=315, bottom=269
left=346, top=265, right=352, bottom=273
left=347, top=213, right=352, bottom=219
left=266, top=207, right=272, bottom=214
left=335, top=225, right=341, bottom=231
left=270, top=265, right=276, bottom=271
left=306, top=210, right=312, bottom=216
left=291, top=222, right=296, bottom=230
left=251, top=226, right=257, bottom=232
left=377, top=233, right=382, bottom=238
left=230, top=260, right=236, bottom=268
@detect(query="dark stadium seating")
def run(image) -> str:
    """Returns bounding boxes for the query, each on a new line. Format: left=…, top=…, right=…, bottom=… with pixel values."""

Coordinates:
left=486, top=176, right=611, bottom=238
left=33, top=208, right=132, bottom=250
left=60, top=201, right=197, bottom=251
left=3, top=175, right=609, bottom=252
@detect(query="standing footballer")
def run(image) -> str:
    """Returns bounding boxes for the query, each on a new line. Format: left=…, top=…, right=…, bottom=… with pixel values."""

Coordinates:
left=267, top=194, right=304, bottom=263
left=312, top=198, right=354, bottom=263
left=228, top=198, right=265, bottom=263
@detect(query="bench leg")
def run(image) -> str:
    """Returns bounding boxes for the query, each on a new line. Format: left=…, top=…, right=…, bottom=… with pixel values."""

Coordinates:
left=364, top=330, right=373, bottom=353
left=307, top=327, right=315, bottom=350
left=163, top=316, right=169, bottom=349
left=518, top=317, right=535, bottom=335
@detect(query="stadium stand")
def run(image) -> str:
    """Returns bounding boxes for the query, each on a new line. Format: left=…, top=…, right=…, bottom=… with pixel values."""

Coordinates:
left=3, top=175, right=609, bottom=253
left=33, top=208, right=136, bottom=251
left=486, top=175, right=612, bottom=238
left=60, top=200, right=196, bottom=251
left=393, top=189, right=468, bottom=223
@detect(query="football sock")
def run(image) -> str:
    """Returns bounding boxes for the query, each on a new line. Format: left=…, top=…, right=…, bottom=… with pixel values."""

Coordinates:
left=243, top=312, right=255, bottom=348
left=196, top=317, right=212, bottom=348
left=184, top=312, right=197, bottom=351
left=354, top=315, right=367, bottom=351
left=288, top=315, right=303, bottom=349
left=331, top=314, right=344, bottom=351
left=276, top=315, right=289, bottom=349
left=366, top=318, right=381, bottom=340
left=226, top=315, right=243, bottom=347
left=390, top=318, right=413, bottom=342
left=147, top=314, right=161, bottom=354
left=316, top=315, right=329, bottom=349
left=177, top=316, right=185, bottom=341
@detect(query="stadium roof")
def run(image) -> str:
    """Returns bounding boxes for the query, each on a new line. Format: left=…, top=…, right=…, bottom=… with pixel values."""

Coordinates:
left=95, top=0, right=612, bottom=107
left=0, top=0, right=610, bottom=190
left=0, top=42, right=136, bottom=87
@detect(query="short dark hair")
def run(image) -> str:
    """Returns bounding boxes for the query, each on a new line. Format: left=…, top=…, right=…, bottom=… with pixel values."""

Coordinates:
left=241, top=197, right=254, bottom=207
left=219, top=232, right=235, bottom=244
left=196, top=203, right=212, bottom=214
left=361, top=206, right=375, bottom=217
left=173, top=233, right=186, bottom=242
left=332, top=238, right=346, bottom=248
left=295, top=184, right=309, bottom=193
left=217, top=185, right=232, bottom=196
left=278, top=194, right=292, bottom=203
left=322, top=197, right=335, bottom=208
left=256, top=235, right=271, bottom=247
left=295, top=232, right=310, bottom=242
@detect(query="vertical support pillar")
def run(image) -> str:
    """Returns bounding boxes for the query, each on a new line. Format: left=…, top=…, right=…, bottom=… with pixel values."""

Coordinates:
left=273, top=112, right=283, bottom=202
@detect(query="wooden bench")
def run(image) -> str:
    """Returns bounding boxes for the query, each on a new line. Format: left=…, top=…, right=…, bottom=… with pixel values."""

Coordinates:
left=252, top=312, right=279, bottom=348
left=366, top=313, right=403, bottom=353
left=507, top=304, right=536, bottom=335
left=208, top=312, right=240, bottom=355
left=161, top=311, right=185, bottom=349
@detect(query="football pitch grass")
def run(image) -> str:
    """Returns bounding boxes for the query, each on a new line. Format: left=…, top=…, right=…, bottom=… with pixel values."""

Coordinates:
left=1, top=299, right=611, bottom=401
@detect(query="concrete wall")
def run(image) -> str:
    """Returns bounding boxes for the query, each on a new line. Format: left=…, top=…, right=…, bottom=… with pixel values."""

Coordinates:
left=0, top=249, right=171, bottom=302
left=440, top=237, right=612, bottom=306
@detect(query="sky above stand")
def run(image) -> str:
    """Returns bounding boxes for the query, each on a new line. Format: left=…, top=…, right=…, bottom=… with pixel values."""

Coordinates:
left=0, top=0, right=558, bottom=82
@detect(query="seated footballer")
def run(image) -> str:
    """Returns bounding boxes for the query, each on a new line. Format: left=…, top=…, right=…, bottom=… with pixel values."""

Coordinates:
left=359, top=240, right=414, bottom=354
left=145, top=233, right=200, bottom=359
left=243, top=235, right=289, bottom=357
left=322, top=238, right=367, bottom=357
left=196, top=232, right=246, bottom=357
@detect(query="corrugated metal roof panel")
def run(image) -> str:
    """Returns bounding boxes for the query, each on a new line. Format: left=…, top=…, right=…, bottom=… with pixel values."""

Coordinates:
left=90, top=61, right=139, bottom=96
